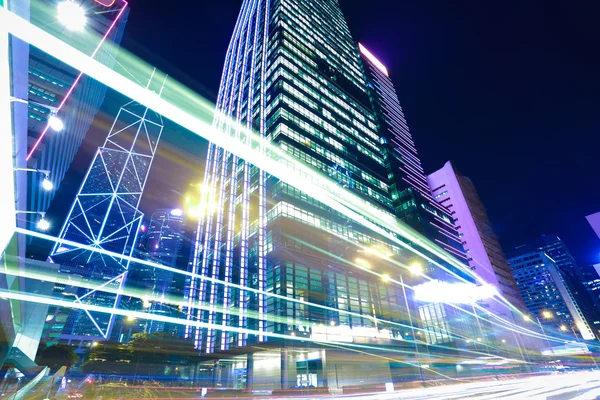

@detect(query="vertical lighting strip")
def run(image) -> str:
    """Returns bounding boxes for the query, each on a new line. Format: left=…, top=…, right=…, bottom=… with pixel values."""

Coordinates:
left=220, top=0, right=257, bottom=351
left=195, top=0, right=248, bottom=349
left=204, top=0, right=252, bottom=353
left=0, top=1, right=16, bottom=257
left=257, top=0, right=271, bottom=343
left=238, top=0, right=263, bottom=348
left=26, top=0, right=129, bottom=161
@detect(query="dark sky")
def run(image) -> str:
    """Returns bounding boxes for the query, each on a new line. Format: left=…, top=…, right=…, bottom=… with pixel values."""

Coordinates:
left=105, top=0, right=600, bottom=265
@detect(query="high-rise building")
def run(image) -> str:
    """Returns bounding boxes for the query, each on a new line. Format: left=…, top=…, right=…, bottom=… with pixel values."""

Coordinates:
left=587, top=212, right=600, bottom=241
left=137, top=208, right=186, bottom=334
left=513, top=234, right=600, bottom=339
left=507, top=251, right=595, bottom=341
left=4, top=0, right=128, bottom=368
left=187, top=0, right=505, bottom=391
left=359, top=48, right=467, bottom=267
left=427, top=161, right=530, bottom=352
left=427, top=161, right=525, bottom=309
left=45, top=91, right=165, bottom=349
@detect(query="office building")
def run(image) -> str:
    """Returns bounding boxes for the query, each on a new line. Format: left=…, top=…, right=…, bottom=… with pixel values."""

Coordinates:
left=427, top=161, right=525, bottom=309
left=45, top=93, right=165, bottom=349
left=427, top=161, right=529, bottom=351
left=136, top=208, right=187, bottom=335
left=187, top=0, right=502, bottom=391
left=514, top=234, right=600, bottom=339
left=508, top=251, right=595, bottom=340
left=3, top=0, right=128, bottom=369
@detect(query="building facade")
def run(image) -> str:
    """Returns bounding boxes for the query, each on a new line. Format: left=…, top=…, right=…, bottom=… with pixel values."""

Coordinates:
left=22, top=0, right=129, bottom=233
left=508, top=251, right=595, bottom=341
left=427, top=161, right=525, bottom=309
left=513, top=234, right=600, bottom=339
left=187, top=0, right=504, bottom=391
left=427, top=161, right=530, bottom=352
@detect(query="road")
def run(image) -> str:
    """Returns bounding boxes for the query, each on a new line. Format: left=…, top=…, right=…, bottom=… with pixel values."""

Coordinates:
left=320, top=371, right=600, bottom=400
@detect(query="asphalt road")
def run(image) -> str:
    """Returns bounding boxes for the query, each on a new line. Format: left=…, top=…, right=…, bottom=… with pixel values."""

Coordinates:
left=320, top=371, right=600, bottom=400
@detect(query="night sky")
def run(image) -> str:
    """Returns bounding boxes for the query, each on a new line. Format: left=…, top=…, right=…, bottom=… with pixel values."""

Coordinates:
left=69, top=0, right=600, bottom=265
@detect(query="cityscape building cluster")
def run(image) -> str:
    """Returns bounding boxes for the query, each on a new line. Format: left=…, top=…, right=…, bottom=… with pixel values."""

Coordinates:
left=1, top=0, right=600, bottom=395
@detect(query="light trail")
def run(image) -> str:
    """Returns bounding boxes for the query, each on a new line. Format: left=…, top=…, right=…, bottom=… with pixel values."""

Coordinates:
left=1, top=4, right=494, bottom=296
left=0, top=289, right=499, bottom=367
left=1, top=3, right=587, bottom=355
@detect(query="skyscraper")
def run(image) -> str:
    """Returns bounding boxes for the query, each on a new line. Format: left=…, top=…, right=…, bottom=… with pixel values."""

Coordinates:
left=427, top=161, right=529, bottom=351
left=188, top=0, right=498, bottom=391
left=138, top=208, right=186, bottom=334
left=427, top=161, right=525, bottom=309
left=45, top=87, right=166, bottom=348
left=507, top=251, right=595, bottom=341
left=513, top=234, right=600, bottom=339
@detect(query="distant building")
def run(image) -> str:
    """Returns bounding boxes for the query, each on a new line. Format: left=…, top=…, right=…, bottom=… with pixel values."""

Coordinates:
left=587, top=212, right=600, bottom=241
left=507, top=251, right=595, bottom=341
left=428, top=161, right=525, bottom=309
left=428, top=161, right=530, bottom=352
left=513, top=234, right=600, bottom=338
left=138, top=209, right=186, bottom=335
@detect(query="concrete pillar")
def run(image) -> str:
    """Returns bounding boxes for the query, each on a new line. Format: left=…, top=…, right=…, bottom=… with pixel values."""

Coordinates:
left=211, top=361, right=220, bottom=388
left=281, top=348, right=289, bottom=389
left=246, top=353, right=254, bottom=390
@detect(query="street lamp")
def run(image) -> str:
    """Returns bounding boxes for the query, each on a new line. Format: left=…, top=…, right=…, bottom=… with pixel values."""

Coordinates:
left=15, top=211, right=50, bottom=231
left=409, top=262, right=423, bottom=276
left=57, top=1, right=87, bottom=31
left=10, top=97, right=63, bottom=132
left=14, top=168, right=53, bottom=191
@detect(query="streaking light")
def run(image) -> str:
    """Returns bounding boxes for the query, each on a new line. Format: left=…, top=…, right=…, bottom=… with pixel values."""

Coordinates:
left=414, top=280, right=497, bottom=304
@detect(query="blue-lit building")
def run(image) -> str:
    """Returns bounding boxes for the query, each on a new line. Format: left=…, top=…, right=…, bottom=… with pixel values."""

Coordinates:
left=508, top=251, right=595, bottom=340
left=16, top=0, right=128, bottom=233
left=513, top=235, right=600, bottom=339
left=138, top=208, right=187, bottom=335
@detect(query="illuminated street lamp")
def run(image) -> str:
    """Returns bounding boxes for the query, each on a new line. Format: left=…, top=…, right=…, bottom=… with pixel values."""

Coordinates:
left=409, top=262, right=423, bottom=276
left=542, top=310, right=553, bottom=319
left=10, top=97, right=63, bottom=132
left=57, top=1, right=87, bottom=31
left=15, top=211, right=50, bottom=231
left=14, top=168, right=53, bottom=191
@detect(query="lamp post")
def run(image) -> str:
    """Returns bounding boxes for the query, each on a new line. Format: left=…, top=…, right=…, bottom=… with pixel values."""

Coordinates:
left=14, top=168, right=53, bottom=191
left=15, top=211, right=50, bottom=231
left=10, top=97, right=63, bottom=132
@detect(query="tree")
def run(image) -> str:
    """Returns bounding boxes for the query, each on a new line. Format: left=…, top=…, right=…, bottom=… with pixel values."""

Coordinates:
left=36, top=344, right=80, bottom=372
left=81, top=333, right=201, bottom=379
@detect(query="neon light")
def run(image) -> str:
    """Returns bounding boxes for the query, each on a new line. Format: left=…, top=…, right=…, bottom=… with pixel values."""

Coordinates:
left=26, top=0, right=128, bottom=161
left=359, top=43, right=389, bottom=77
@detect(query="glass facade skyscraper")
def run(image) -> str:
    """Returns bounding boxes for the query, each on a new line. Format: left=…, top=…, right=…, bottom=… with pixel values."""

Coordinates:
left=187, top=0, right=486, bottom=390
